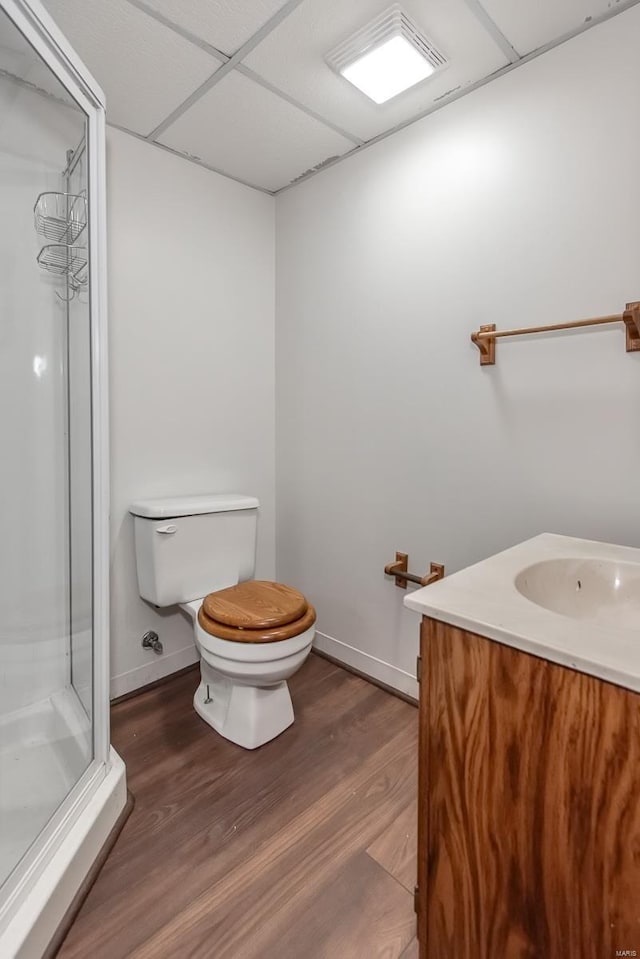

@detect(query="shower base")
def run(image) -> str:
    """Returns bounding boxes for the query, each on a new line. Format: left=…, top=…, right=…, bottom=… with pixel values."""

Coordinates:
left=0, top=688, right=91, bottom=884
left=0, top=745, right=125, bottom=959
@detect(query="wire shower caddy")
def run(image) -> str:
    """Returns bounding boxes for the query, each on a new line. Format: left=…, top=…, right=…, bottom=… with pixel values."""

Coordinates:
left=34, top=191, right=88, bottom=297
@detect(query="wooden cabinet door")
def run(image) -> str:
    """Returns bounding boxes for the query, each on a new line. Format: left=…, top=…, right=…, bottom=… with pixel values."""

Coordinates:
left=418, top=616, right=640, bottom=959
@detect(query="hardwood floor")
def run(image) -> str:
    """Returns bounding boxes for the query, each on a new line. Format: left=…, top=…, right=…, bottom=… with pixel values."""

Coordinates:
left=57, top=654, right=418, bottom=959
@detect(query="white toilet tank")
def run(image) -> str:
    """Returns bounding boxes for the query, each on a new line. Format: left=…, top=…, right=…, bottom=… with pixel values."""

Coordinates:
left=129, top=494, right=259, bottom=607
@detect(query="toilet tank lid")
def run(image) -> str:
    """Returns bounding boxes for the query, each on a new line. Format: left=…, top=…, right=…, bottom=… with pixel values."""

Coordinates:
left=129, top=494, right=259, bottom=519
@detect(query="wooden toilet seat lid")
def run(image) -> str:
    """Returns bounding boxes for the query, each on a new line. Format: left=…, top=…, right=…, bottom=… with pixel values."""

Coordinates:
left=198, top=581, right=316, bottom=644
left=202, top=580, right=308, bottom=630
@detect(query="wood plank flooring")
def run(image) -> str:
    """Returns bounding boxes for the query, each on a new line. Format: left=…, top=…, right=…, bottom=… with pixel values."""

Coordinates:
left=57, top=654, right=418, bottom=959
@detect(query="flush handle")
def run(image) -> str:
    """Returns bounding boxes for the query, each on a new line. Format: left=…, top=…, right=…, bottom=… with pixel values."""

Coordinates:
left=155, top=524, right=177, bottom=534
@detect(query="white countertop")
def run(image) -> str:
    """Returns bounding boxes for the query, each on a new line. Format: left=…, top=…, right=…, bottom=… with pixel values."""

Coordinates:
left=404, top=533, right=640, bottom=694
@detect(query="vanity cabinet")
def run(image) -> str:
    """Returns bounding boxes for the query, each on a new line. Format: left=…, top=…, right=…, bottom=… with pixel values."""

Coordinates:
left=416, top=616, right=640, bottom=959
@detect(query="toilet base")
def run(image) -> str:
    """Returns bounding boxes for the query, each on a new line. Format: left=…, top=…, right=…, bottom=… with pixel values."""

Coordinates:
left=193, top=662, right=294, bottom=750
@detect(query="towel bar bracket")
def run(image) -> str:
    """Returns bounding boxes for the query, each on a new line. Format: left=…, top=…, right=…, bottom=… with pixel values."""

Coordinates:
left=624, top=301, right=640, bottom=352
left=473, top=324, right=496, bottom=366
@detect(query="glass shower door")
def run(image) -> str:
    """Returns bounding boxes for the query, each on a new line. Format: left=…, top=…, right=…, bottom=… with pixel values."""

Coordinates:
left=0, top=5, right=94, bottom=888
left=66, top=136, right=93, bottom=720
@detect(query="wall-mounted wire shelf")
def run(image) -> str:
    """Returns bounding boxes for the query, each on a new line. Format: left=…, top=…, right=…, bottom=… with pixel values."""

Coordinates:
left=37, top=244, right=87, bottom=290
left=34, top=191, right=86, bottom=244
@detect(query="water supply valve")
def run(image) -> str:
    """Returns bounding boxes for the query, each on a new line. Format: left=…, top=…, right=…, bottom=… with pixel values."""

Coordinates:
left=141, top=630, right=163, bottom=654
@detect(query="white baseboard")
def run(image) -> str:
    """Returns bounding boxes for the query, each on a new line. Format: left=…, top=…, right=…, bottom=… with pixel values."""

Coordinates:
left=313, top=631, right=418, bottom=701
left=111, top=636, right=418, bottom=702
left=110, top=644, right=199, bottom=700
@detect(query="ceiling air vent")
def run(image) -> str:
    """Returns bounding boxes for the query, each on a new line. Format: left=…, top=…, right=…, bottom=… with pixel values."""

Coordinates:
left=326, top=4, right=448, bottom=104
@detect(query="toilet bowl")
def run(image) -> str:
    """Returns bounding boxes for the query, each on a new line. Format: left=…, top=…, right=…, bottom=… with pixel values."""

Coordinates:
left=129, top=493, right=315, bottom=750
left=181, top=581, right=315, bottom=749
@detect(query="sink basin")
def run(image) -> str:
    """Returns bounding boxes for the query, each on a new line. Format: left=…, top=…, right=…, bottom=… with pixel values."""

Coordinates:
left=515, top=558, right=640, bottom=628
left=404, top=533, right=640, bottom=693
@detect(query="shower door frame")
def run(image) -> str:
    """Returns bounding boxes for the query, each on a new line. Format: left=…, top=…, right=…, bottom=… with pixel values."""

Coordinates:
left=0, top=0, right=111, bottom=929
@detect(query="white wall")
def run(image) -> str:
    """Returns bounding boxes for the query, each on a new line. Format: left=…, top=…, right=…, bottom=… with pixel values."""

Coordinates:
left=275, top=7, right=640, bottom=699
left=108, top=129, right=275, bottom=698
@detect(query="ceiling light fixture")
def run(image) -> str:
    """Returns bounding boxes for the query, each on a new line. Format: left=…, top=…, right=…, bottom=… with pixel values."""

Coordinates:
left=326, top=5, right=447, bottom=105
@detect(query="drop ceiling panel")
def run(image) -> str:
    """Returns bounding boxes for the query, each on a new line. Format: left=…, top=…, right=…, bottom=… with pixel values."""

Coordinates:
left=158, top=70, right=355, bottom=191
left=138, top=0, right=293, bottom=54
left=41, top=0, right=219, bottom=134
left=480, top=0, right=634, bottom=55
left=244, top=0, right=509, bottom=142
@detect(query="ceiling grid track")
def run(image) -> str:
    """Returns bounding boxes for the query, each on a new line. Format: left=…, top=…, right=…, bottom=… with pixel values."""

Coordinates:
left=277, top=0, right=640, bottom=194
left=460, top=0, right=521, bottom=62
left=0, top=56, right=278, bottom=194
left=126, top=0, right=530, bottom=154
left=145, top=0, right=309, bottom=140
left=124, top=0, right=229, bottom=61
left=111, top=0, right=640, bottom=192
left=235, top=64, right=364, bottom=146
left=109, top=121, right=277, bottom=194
left=125, top=0, right=362, bottom=146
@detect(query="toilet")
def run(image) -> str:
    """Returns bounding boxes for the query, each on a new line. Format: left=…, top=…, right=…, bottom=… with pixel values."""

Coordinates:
left=129, top=494, right=316, bottom=749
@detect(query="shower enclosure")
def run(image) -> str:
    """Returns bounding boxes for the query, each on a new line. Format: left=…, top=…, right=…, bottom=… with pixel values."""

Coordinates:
left=0, top=2, right=126, bottom=956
